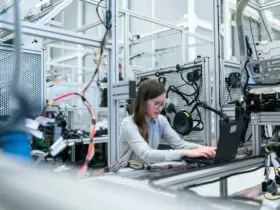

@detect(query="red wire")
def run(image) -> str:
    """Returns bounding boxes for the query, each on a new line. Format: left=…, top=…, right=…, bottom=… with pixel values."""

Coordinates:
left=44, top=90, right=97, bottom=177
left=77, top=164, right=87, bottom=177
left=44, top=23, right=110, bottom=178
left=53, top=92, right=75, bottom=102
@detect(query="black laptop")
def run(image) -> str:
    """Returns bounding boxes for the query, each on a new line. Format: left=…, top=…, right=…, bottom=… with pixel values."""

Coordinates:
left=182, top=118, right=243, bottom=165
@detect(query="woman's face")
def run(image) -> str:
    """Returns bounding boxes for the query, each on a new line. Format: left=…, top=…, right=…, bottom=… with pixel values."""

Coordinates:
left=145, top=93, right=166, bottom=120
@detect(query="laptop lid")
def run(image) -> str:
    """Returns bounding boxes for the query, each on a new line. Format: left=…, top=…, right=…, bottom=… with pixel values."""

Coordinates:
left=214, top=119, right=243, bottom=163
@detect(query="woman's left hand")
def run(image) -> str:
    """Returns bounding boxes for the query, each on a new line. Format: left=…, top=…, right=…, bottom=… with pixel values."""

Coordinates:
left=197, top=145, right=216, bottom=157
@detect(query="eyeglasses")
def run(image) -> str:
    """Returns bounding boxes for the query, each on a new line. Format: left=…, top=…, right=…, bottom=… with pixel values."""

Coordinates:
left=153, top=100, right=166, bottom=109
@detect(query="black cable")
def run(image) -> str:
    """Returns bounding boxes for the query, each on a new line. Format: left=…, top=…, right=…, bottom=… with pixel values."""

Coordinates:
left=166, top=77, right=201, bottom=107
left=184, top=164, right=264, bottom=189
left=0, top=3, right=12, bottom=15
left=226, top=86, right=233, bottom=102
left=245, top=133, right=252, bottom=142
left=163, top=64, right=204, bottom=133
left=192, top=107, right=204, bottom=131
left=242, top=59, right=250, bottom=101
left=192, top=81, right=201, bottom=105
left=249, top=17, right=259, bottom=60
left=259, top=10, right=272, bottom=42
left=96, top=0, right=106, bottom=28
left=166, top=86, right=193, bottom=106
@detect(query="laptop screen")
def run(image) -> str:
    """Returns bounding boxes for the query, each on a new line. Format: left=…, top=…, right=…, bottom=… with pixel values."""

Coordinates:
left=215, top=119, right=243, bottom=163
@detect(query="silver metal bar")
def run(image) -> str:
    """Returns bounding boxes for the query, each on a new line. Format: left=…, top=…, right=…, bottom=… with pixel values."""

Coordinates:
left=123, top=12, right=129, bottom=79
left=219, top=179, right=228, bottom=197
left=122, top=9, right=212, bottom=43
left=82, top=0, right=212, bottom=43
left=248, top=112, right=280, bottom=155
left=248, top=0, right=261, bottom=10
left=0, top=0, right=67, bottom=40
left=129, top=25, right=213, bottom=47
left=260, top=0, right=280, bottom=11
left=136, top=58, right=205, bottom=78
left=47, top=20, right=63, bottom=27
left=152, top=158, right=264, bottom=190
left=213, top=0, right=221, bottom=144
left=46, top=62, right=94, bottom=71
left=74, top=14, right=124, bottom=32
left=74, top=20, right=104, bottom=32
left=67, top=136, right=109, bottom=144
left=0, top=19, right=110, bottom=48
left=108, top=0, right=119, bottom=164
left=45, top=43, right=93, bottom=53
left=203, top=57, right=212, bottom=146
left=251, top=124, right=261, bottom=155
left=224, top=60, right=240, bottom=68
left=251, top=112, right=280, bottom=125
left=37, top=0, right=74, bottom=26
left=129, top=28, right=179, bottom=46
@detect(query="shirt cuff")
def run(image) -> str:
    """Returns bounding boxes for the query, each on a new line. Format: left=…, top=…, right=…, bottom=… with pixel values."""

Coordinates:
left=164, top=150, right=184, bottom=161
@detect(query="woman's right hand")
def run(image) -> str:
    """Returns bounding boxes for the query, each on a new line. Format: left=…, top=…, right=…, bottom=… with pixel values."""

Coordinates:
left=182, top=147, right=216, bottom=159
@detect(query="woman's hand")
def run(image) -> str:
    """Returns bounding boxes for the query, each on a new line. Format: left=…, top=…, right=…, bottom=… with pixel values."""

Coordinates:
left=182, top=146, right=216, bottom=159
left=197, top=145, right=216, bottom=157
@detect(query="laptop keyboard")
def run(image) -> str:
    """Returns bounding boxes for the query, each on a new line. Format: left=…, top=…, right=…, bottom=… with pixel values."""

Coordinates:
left=181, top=157, right=215, bottom=165
left=181, top=155, right=264, bottom=165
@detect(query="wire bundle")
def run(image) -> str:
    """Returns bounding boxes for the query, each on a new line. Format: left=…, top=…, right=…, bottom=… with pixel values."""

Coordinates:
left=164, top=65, right=204, bottom=131
left=43, top=0, right=112, bottom=177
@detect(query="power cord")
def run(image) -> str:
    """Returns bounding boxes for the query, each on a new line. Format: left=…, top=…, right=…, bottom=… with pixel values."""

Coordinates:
left=183, top=164, right=264, bottom=189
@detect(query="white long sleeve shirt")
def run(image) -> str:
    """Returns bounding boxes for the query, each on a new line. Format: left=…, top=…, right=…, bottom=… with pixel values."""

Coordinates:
left=119, top=114, right=200, bottom=164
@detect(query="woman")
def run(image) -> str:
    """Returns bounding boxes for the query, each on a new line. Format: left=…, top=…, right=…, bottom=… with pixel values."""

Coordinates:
left=119, top=79, right=216, bottom=164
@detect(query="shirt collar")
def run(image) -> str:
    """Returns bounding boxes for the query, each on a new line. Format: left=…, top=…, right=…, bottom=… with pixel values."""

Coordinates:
left=147, top=118, right=156, bottom=125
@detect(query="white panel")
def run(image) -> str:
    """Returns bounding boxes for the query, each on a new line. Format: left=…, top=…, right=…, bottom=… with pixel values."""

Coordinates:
left=129, top=0, right=152, bottom=15
left=63, top=1, right=78, bottom=30
left=154, top=32, right=181, bottom=68
left=154, top=0, right=187, bottom=22
left=130, top=41, right=153, bottom=68
left=195, top=0, right=214, bottom=22
left=195, top=27, right=214, bottom=59
left=129, top=0, right=153, bottom=34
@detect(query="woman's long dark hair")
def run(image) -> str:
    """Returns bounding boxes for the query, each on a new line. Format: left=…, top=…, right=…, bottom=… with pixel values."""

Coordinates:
left=133, top=79, right=165, bottom=141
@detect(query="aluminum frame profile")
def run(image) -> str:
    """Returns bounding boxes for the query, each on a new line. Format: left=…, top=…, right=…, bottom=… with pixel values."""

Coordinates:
left=151, top=157, right=264, bottom=191
left=251, top=112, right=280, bottom=155
left=248, top=0, right=280, bottom=10
left=36, top=0, right=74, bottom=26
left=0, top=19, right=111, bottom=48
left=0, top=0, right=74, bottom=42
left=108, top=0, right=119, bottom=164
left=81, top=0, right=213, bottom=43
left=213, top=0, right=222, bottom=146
left=259, top=0, right=280, bottom=10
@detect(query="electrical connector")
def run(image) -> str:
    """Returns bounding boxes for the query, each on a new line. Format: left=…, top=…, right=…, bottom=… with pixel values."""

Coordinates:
left=49, top=137, right=67, bottom=157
